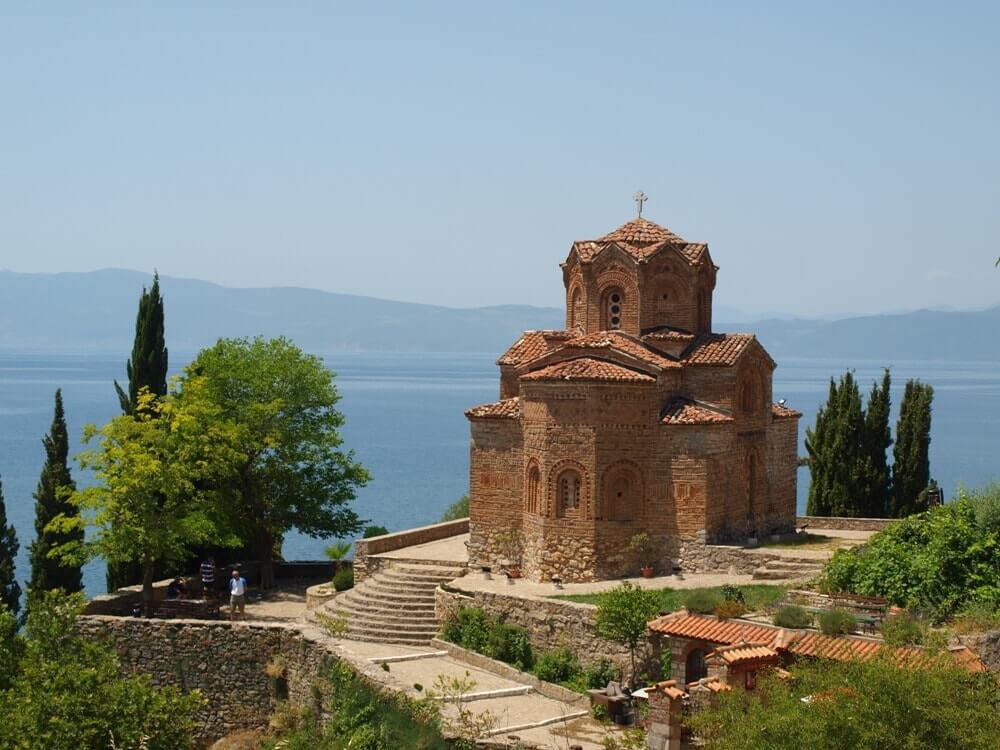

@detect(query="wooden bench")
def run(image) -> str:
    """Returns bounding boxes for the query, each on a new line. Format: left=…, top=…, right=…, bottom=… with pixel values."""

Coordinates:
left=151, top=598, right=221, bottom=620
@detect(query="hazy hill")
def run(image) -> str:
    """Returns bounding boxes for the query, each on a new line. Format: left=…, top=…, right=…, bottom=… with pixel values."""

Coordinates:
left=1, top=269, right=998, bottom=360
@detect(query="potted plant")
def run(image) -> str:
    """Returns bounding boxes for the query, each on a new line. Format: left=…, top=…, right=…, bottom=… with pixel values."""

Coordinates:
left=496, top=529, right=524, bottom=578
left=627, top=532, right=655, bottom=577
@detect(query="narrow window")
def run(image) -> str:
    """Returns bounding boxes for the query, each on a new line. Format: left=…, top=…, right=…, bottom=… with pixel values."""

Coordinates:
left=558, top=470, right=581, bottom=513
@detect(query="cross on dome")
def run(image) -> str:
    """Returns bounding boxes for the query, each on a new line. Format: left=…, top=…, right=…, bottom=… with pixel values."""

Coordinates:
left=633, top=191, right=648, bottom=218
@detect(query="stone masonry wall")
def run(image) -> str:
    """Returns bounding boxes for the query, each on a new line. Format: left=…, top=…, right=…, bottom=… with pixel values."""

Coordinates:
left=796, top=516, right=897, bottom=532
left=78, top=616, right=335, bottom=743
left=435, top=585, right=662, bottom=682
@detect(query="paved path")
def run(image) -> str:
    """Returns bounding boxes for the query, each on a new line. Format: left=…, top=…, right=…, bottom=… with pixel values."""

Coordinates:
left=375, top=532, right=470, bottom=563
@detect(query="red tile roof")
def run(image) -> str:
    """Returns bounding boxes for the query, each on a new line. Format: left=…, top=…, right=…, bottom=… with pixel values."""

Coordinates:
left=562, top=331, right=680, bottom=370
left=772, top=403, right=802, bottom=419
left=465, top=397, right=520, bottom=420
left=521, top=357, right=656, bottom=384
left=642, top=328, right=696, bottom=344
left=681, top=333, right=757, bottom=366
left=661, top=398, right=734, bottom=425
left=710, top=643, right=780, bottom=665
left=648, top=680, right=686, bottom=700
left=598, top=218, right=685, bottom=245
left=647, top=612, right=987, bottom=672
left=497, top=330, right=572, bottom=367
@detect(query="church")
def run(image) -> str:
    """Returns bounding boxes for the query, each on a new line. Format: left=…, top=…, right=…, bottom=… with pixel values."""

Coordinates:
left=465, top=207, right=801, bottom=582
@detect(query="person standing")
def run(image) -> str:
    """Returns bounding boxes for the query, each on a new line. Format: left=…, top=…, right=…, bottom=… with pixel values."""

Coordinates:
left=229, top=568, right=247, bottom=621
left=200, top=556, right=215, bottom=599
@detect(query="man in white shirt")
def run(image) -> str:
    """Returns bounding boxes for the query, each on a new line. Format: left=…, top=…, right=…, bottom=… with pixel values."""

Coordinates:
left=229, top=568, right=248, bottom=621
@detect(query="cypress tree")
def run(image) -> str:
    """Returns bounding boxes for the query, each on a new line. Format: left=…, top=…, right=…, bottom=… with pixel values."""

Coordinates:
left=0, top=474, right=21, bottom=617
left=28, top=389, right=83, bottom=593
left=891, top=380, right=934, bottom=517
left=805, top=378, right=839, bottom=516
left=114, top=272, right=168, bottom=415
left=108, top=273, right=169, bottom=590
left=860, top=369, right=892, bottom=517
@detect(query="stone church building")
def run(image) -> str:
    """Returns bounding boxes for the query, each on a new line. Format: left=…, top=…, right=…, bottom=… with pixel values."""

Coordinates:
left=465, top=215, right=801, bottom=582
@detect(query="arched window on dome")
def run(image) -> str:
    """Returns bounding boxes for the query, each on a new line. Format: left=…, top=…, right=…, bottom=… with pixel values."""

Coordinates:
left=602, top=288, right=624, bottom=330
left=568, top=286, right=584, bottom=331
left=557, top=470, right=582, bottom=516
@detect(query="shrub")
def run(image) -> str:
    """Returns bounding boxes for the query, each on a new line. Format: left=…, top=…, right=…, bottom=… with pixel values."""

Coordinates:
left=595, top=582, right=662, bottom=687
left=534, top=646, right=582, bottom=685
left=333, top=567, right=354, bottom=592
left=773, top=605, right=813, bottom=629
left=363, top=525, right=389, bottom=538
left=714, top=599, right=748, bottom=619
left=440, top=495, right=470, bottom=522
left=585, top=658, right=618, bottom=689
left=818, top=608, right=856, bottom=636
left=439, top=607, right=491, bottom=654
left=821, top=493, right=1000, bottom=620
left=880, top=612, right=924, bottom=646
left=721, top=584, right=746, bottom=605
left=682, top=588, right=722, bottom=614
left=486, top=622, right=534, bottom=671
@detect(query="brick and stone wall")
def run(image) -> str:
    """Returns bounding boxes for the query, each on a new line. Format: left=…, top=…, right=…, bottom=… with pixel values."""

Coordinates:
left=954, top=630, right=1000, bottom=673
left=78, top=616, right=335, bottom=743
left=434, top=585, right=662, bottom=681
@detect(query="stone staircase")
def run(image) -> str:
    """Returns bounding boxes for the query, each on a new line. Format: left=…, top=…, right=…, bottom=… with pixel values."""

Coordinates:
left=317, top=560, right=464, bottom=645
left=751, top=556, right=825, bottom=581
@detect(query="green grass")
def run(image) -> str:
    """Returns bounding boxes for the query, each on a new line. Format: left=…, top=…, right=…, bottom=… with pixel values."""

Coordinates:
left=552, top=584, right=788, bottom=612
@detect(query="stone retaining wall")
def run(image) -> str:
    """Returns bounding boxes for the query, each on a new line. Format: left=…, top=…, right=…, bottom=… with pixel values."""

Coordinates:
left=955, top=629, right=1000, bottom=673
left=796, top=516, right=896, bottom=532
left=354, top=518, right=469, bottom=582
left=78, top=615, right=335, bottom=743
left=434, top=585, right=662, bottom=682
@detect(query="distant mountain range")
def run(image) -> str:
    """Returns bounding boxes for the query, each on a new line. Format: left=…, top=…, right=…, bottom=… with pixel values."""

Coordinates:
left=1, top=269, right=998, bottom=361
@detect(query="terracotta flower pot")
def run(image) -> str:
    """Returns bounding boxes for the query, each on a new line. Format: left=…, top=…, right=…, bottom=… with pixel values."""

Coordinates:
left=641, top=566, right=654, bottom=578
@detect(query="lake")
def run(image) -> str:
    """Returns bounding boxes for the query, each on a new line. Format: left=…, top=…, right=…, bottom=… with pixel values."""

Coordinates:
left=1, top=350, right=998, bottom=596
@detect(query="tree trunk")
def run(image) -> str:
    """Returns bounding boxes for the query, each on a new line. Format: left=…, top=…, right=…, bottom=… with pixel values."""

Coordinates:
left=258, top=530, right=275, bottom=590
left=142, top=556, right=155, bottom=617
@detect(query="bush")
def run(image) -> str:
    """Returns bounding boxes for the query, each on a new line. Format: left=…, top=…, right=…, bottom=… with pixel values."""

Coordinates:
left=585, top=658, right=618, bottom=689
left=773, top=605, right=813, bottom=629
left=880, top=612, right=925, bottom=646
left=439, top=607, right=491, bottom=654
left=333, top=567, right=354, bottom=592
left=440, top=495, right=470, bottom=522
left=721, top=584, right=746, bottom=605
left=714, top=599, right=748, bottom=619
left=534, top=646, right=582, bottom=685
left=682, top=588, right=722, bottom=614
left=818, top=608, right=856, bottom=636
left=486, top=622, right=534, bottom=671
left=363, top=525, right=389, bottom=538
left=822, top=493, right=1000, bottom=620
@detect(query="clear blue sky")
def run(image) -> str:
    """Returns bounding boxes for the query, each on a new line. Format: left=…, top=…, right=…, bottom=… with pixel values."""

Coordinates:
left=1, top=2, right=997, bottom=316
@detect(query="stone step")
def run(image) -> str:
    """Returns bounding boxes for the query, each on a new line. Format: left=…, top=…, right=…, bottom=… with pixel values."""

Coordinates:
left=378, top=571, right=453, bottom=586
left=337, top=630, right=434, bottom=646
left=340, top=620, right=438, bottom=639
left=336, top=595, right=437, bottom=616
left=355, top=584, right=440, bottom=604
left=752, top=567, right=818, bottom=581
left=762, top=561, right=822, bottom=571
left=328, top=608, right=438, bottom=630
left=392, top=562, right=465, bottom=577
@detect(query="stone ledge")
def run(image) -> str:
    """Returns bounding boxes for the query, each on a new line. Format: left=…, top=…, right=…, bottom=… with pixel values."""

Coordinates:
left=797, top=515, right=896, bottom=532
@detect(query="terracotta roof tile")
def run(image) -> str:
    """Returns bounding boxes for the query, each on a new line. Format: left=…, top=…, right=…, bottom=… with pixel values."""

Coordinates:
left=521, top=357, right=656, bottom=384
left=562, top=330, right=680, bottom=370
left=649, top=680, right=686, bottom=700
left=642, top=328, right=696, bottom=344
left=772, top=403, right=803, bottom=419
left=678, top=242, right=709, bottom=265
left=710, top=643, right=780, bottom=665
left=465, top=397, right=520, bottom=420
left=681, top=333, right=756, bottom=366
left=661, top=398, right=734, bottom=425
left=688, top=676, right=732, bottom=693
left=597, top=218, right=685, bottom=246
left=647, top=613, right=987, bottom=672
left=497, top=330, right=572, bottom=367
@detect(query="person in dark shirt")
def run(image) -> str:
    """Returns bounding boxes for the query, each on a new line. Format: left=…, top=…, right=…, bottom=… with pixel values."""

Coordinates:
left=200, top=557, right=216, bottom=599
left=166, top=577, right=189, bottom=600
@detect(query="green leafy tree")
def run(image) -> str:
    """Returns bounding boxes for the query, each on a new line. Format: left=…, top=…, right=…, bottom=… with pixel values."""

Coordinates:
left=29, top=389, right=83, bottom=594
left=859, top=369, right=892, bottom=517
left=441, top=495, right=469, bottom=522
left=822, top=491, right=999, bottom=619
left=108, top=273, right=169, bottom=591
left=0, top=591, right=203, bottom=750
left=0, top=475, right=21, bottom=618
left=178, top=337, right=370, bottom=588
left=73, top=389, right=241, bottom=609
left=114, top=272, right=168, bottom=415
left=594, top=581, right=662, bottom=686
left=686, top=654, right=1000, bottom=750
left=891, top=379, right=934, bottom=517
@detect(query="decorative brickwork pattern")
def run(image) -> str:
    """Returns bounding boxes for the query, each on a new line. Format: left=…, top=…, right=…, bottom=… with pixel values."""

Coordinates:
left=468, top=216, right=800, bottom=582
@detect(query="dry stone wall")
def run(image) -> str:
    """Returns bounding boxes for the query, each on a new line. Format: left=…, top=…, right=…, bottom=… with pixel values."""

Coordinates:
left=78, top=616, right=334, bottom=743
left=796, top=516, right=896, bottom=532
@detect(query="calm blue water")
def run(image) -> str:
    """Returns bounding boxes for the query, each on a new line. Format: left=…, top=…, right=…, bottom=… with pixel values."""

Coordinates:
left=1, top=350, right=998, bottom=596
